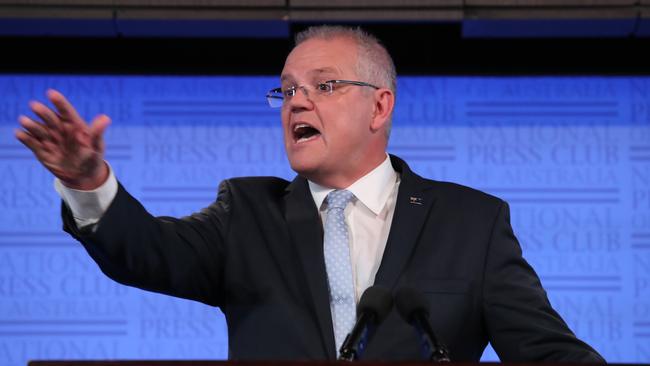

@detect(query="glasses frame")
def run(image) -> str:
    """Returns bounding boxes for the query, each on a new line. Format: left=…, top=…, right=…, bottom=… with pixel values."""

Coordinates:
left=266, top=79, right=380, bottom=108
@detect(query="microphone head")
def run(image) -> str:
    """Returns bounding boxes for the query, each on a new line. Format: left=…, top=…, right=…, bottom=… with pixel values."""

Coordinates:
left=357, top=285, right=393, bottom=323
left=395, top=287, right=430, bottom=324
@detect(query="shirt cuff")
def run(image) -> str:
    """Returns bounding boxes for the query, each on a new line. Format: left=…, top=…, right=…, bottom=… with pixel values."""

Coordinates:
left=54, top=163, right=118, bottom=228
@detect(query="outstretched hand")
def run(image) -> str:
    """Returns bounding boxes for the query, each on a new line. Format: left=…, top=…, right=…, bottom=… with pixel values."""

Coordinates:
left=15, top=89, right=111, bottom=190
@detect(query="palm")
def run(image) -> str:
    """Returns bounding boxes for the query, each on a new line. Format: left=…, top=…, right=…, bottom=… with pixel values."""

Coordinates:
left=44, top=120, right=102, bottom=181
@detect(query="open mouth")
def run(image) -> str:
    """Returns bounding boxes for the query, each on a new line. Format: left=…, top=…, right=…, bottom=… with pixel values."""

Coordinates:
left=292, top=123, right=321, bottom=144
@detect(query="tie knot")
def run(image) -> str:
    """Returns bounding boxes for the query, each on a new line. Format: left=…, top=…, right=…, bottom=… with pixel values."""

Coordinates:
left=326, top=190, right=354, bottom=210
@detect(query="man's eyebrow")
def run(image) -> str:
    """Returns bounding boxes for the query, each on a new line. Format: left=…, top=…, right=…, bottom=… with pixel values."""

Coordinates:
left=280, top=74, right=293, bottom=82
left=311, top=68, right=339, bottom=77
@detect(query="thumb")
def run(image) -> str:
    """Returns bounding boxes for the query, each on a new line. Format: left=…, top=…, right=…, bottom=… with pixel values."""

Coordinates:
left=89, top=114, right=111, bottom=150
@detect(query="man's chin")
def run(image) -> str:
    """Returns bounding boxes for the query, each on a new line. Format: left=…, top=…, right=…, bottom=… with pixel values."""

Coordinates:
left=288, top=154, right=328, bottom=178
left=289, top=160, right=319, bottom=177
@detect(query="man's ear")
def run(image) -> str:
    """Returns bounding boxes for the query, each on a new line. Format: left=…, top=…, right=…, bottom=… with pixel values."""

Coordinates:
left=370, top=88, right=395, bottom=132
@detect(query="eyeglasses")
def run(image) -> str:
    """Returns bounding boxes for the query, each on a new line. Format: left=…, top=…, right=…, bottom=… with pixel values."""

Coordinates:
left=266, top=79, right=380, bottom=108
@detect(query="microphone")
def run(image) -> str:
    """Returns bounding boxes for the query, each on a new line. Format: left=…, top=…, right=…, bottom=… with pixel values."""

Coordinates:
left=338, top=285, right=393, bottom=361
left=395, top=287, right=451, bottom=363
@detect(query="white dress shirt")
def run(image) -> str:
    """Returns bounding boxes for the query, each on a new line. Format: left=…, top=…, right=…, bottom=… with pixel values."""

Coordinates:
left=54, top=164, right=118, bottom=228
left=55, top=155, right=400, bottom=303
left=309, top=155, right=400, bottom=302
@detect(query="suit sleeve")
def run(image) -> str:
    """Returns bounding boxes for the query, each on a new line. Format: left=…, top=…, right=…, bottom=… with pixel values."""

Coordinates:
left=482, top=201, right=606, bottom=363
left=61, top=180, right=233, bottom=307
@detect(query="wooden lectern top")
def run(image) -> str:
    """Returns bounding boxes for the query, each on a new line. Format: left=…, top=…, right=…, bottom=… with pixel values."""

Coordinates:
left=27, top=361, right=629, bottom=366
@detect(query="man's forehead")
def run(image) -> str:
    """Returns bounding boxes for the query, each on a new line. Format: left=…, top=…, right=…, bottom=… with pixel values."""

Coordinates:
left=281, top=67, right=341, bottom=82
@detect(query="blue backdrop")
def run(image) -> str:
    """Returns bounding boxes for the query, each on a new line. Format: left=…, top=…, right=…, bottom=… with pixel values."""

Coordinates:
left=0, top=75, right=649, bottom=365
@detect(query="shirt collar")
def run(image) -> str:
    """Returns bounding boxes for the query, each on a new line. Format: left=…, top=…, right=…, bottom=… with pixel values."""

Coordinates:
left=308, top=154, right=397, bottom=215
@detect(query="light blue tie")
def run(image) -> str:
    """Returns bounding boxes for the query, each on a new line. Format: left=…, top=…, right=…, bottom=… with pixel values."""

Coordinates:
left=324, top=189, right=356, bottom=354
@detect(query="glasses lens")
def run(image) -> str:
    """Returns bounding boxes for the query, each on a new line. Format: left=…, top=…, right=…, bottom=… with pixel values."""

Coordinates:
left=266, top=90, right=284, bottom=108
left=317, top=82, right=334, bottom=94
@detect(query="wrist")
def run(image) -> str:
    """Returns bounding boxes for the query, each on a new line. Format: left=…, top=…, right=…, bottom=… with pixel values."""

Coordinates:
left=61, top=161, right=110, bottom=191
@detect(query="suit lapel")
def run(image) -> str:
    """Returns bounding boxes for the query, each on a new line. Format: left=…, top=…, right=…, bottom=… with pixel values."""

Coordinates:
left=374, top=156, right=437, bottom=290
left=284, top=177, right=336, bottom=360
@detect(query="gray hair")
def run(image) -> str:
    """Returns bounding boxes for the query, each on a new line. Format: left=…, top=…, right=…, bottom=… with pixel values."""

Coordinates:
left=294, top=25, right=397, bottom=137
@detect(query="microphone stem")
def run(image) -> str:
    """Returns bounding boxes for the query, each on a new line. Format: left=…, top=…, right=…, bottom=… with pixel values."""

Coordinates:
left=339, top=312, right=374, bottom=361
left=413, top=312, right=451, bottom=363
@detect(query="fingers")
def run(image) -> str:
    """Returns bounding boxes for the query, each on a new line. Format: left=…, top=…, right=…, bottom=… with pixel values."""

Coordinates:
left=18, top=115, right=52, bottom=142
left=14, top=128, right=43, bottom=153
left=29, top=99, right=59, bottom=129
left=46, top=89, right=85, bottom=128
left=15, top=129, right=47, bottom=163
left=23, top=89, right=91, bottom=146
left=14, top=128, right=57, bottom=163
left=15, top=116, right=63, bottom=158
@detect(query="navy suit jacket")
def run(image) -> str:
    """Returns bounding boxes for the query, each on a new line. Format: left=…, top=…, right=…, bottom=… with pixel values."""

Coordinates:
left=62, top=155, right=604, bottom=362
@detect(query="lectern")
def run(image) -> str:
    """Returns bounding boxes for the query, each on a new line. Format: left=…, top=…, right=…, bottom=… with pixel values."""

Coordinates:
left=27, top=362, right=624, bottom=366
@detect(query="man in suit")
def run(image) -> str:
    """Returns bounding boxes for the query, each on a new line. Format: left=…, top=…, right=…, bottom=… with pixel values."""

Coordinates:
left=16, top=25, right=604, bottom=362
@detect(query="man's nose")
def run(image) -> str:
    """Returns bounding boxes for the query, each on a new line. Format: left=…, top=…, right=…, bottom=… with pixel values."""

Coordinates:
left=287, top=86, right=314, bottom=110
